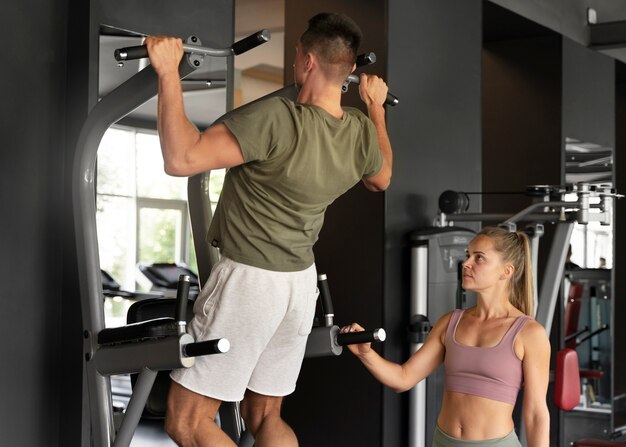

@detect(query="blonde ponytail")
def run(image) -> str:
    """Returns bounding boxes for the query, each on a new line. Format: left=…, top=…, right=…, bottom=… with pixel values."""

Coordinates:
left=476, top=227, right=534, bottom=316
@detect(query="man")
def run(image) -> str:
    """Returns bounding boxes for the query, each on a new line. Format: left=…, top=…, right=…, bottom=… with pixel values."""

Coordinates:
left=146, top=12, right=392, bottom=447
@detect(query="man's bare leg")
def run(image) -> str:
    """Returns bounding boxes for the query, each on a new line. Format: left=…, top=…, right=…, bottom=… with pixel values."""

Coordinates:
left=240, top=389, right=297, bottom=447
left=165, top=381, right=236, bottom=447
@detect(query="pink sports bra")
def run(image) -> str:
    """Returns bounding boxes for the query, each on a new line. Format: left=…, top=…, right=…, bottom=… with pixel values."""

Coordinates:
left=444, top=309, right=530, bottom=405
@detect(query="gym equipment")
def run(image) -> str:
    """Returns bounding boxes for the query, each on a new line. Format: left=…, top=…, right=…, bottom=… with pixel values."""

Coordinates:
left=72, top=29, right=270, bottom=447
left=555, top=348, right=626, bottom=446
left=101, top=269, right=164, bottom=300
left=96, top=275, right=229, bottom=447
left=407, top=183, right=622, bottom=447
left=305, top=273, right=386, bottom=357
left=137, top=262, right=200, bottom=299
left=342, top=73, right=399, bottom=106
left=114, top=30, right=270, bottom=63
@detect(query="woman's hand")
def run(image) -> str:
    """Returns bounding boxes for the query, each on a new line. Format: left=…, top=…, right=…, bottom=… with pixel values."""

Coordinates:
left=340, top=322, right=372, bottom=357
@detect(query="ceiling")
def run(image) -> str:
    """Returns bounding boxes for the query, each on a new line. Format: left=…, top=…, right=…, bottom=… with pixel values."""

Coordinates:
left=99, top=1, right=626, bottom=130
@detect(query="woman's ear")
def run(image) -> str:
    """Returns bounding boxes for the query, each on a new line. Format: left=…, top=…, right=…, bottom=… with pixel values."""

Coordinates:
left=501, top=264, right=514, bottom=281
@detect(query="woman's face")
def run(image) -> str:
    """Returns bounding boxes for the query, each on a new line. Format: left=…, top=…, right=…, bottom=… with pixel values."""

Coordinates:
left=462, top=235, right=510, bottom=292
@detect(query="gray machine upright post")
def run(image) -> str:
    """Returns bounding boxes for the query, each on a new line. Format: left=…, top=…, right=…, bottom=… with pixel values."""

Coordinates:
left=409, top=243, right=428, bottom=447
left=72, top=61, right=197, bottom=447
left=535, top=221, right=575, bottom=333
left=409, top=228, right=475, bottom=447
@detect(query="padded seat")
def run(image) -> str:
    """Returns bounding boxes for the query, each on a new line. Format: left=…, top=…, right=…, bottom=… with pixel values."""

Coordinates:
left=98, top=317, right=178, bottom=345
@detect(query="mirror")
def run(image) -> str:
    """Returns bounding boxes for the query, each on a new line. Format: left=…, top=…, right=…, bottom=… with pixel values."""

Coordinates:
left=561, top=137, right=617, bottom=442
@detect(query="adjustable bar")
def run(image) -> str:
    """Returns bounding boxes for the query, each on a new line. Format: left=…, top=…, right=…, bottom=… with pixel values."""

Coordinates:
left=114, top=29, right=271, bottom=61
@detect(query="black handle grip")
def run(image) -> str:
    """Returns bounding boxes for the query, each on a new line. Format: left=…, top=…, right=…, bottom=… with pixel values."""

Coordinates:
left=184, top=338, right=230, bottom=357
left=385, top=92, right=399, bottom=107
left=232, top=29, right=271, bottom=55
left=175, top=275, right=191, bottom=322
left=336, top=328, right=386, bottom=346
left=356, top=52, right=376, bottom=68
left=114, top=45, right=148, bottom=62
left=317, top=274, right=334, bottom=317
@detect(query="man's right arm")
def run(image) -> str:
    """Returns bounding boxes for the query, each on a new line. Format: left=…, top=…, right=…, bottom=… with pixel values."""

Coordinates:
left=146, top=36, right=244, bottom=177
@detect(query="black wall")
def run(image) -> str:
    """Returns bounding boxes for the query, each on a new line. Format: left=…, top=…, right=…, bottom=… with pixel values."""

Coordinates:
left=282, top=3, right=386, bottom=446
left=386, top=1, right=483, bottom=444
left=0, top=0, right=78, bottom=445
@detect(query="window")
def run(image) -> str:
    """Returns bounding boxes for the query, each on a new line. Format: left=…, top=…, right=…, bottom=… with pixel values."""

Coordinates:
left=96, top=126, right=224, bottom=326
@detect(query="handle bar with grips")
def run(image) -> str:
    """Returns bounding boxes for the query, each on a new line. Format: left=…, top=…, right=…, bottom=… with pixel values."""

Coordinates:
left=344, top=74, right=399, bottom=106
left=114, top=29, right=271, bottom=62
left=173, top=273, right=231, bottom=357
left=305, top=273, right=386, bottom=357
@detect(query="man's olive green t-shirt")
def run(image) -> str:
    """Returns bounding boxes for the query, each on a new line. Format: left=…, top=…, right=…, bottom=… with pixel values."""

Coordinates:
left=207, top=96, right=382, bottom=272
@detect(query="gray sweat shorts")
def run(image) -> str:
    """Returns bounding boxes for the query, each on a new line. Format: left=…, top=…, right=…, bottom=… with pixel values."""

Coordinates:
left=170, top=256, right=319, bottom=402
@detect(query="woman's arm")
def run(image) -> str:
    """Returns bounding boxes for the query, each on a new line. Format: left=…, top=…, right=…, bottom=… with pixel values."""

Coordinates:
left=520, top=320, right=551, bottom=447
left=341, top=312, right=450, bottom=393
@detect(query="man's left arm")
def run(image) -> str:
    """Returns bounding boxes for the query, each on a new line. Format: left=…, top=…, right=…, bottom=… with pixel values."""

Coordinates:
left=358, top=74, right=392, bottom=192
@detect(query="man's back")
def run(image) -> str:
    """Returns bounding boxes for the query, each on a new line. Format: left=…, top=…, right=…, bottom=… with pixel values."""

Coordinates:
left=208, top=97, right=382, bottom=272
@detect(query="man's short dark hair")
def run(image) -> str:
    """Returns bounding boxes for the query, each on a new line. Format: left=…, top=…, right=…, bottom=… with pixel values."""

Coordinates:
left=300, top=12, right=362, bottom=81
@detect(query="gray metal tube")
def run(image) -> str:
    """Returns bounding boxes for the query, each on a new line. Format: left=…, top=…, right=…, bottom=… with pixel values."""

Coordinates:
left=535, top=221, right=575, bottom=332
left=409, top=244, right=428, bottom=447
left=187, top=173, right=220, bottom=284
left=112, top=368, right=158, bottom=447
left=72, top=62, right=198, bottom=447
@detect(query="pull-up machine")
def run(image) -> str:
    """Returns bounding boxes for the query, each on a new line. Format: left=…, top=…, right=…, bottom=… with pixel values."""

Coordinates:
left=72, top=29, right=270, bottom=447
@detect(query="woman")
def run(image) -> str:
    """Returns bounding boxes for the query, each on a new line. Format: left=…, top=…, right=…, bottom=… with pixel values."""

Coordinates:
left=342, top=226, right=550, bottom=447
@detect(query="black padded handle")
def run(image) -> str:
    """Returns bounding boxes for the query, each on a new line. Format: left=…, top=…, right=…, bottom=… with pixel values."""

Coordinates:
left=317, top=274, right=334, bottom=317
left=114, top=45, right=148, bottom=62
left=175, top=275, right=191, bottom=322
left=232, top=29, right=271, bottom=55
left=385, top=92, right=399, bottom=107
left=356, top=52, right=376, bottom=67
left=336, top=328, right=386, bottom=346
left=184, top=338, right=230, bottom=357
